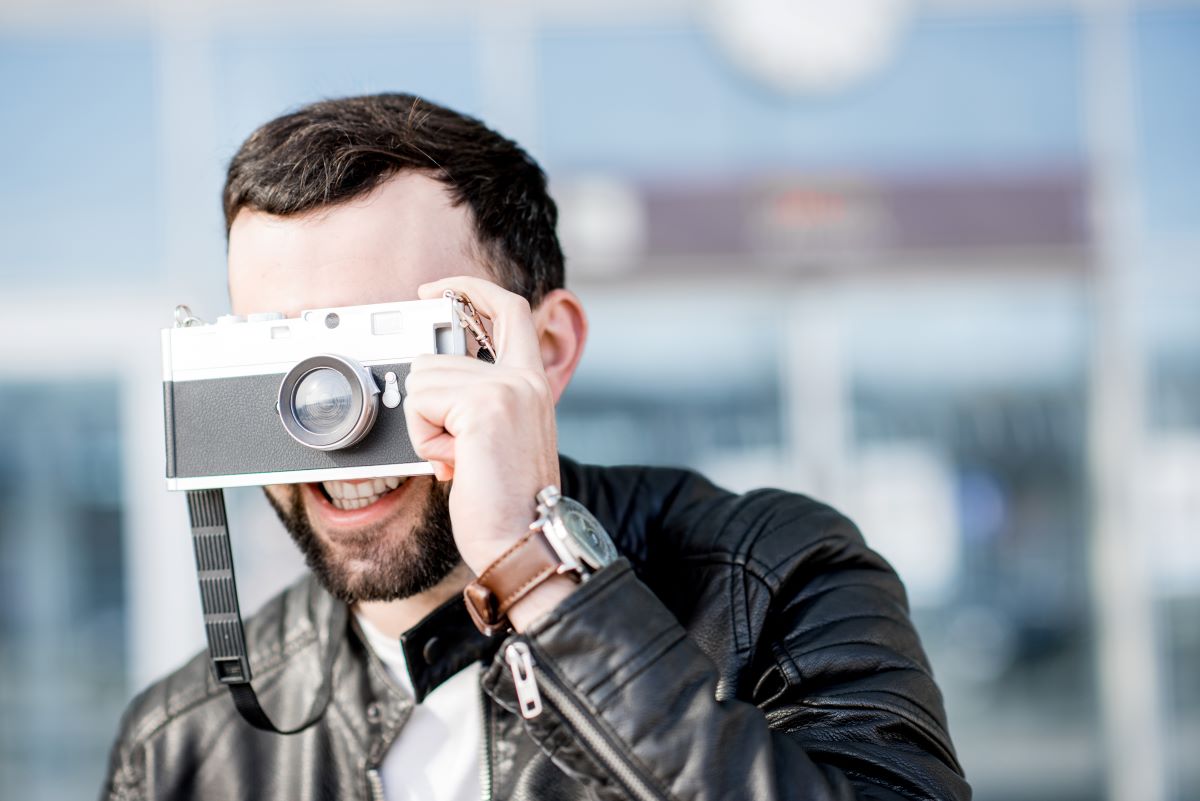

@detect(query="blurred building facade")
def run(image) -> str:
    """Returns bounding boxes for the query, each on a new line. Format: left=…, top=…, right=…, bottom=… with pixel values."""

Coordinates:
left=0, top=2, right=1197, bottom=800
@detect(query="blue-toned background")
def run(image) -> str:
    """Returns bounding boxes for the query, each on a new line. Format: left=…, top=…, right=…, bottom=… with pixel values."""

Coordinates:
left=1, top=3, right=1196, bottom=800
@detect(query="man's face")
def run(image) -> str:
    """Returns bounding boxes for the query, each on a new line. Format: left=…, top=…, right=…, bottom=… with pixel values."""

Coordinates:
left=228, top=172, right=490, bottom=603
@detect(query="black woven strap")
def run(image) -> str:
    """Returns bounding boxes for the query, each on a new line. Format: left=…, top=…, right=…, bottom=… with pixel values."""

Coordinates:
left=186, top=489, right=345, bottom=734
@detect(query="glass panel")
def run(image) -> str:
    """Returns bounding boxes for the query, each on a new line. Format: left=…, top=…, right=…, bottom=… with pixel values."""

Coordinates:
left=0, top=38, right=158, bottom=285
left=1145, top=283, right=1200, bottom=800
left=559, top=276, right=1105, bottom=801
left=844, top=283, right=1101, bottom=801
left=0, top=381, right=126, bottom=800
left=559, top=291, right=784, bottom=471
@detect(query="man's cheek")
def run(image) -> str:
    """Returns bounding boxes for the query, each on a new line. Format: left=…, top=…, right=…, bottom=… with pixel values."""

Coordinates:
left=262, top=483, right=304, bottom=523
left=264, top=484, right=289, bottom=507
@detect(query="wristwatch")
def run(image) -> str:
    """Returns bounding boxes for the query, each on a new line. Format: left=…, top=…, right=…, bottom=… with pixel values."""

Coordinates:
left=464, top=485, right=618, bottom=635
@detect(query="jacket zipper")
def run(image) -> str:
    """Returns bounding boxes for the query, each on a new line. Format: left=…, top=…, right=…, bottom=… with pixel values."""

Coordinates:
left=363, top=687, right=494, bottom=801
left=504, top=641, right=661, bottom=801
left=366, top=767, right=385, bottom=801
left=480, top=684, right=494, bottom=801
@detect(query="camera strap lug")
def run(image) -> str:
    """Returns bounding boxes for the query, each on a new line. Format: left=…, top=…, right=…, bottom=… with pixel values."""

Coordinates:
left=186, top=489, right=345, bottom=734
left=446, top=290, right=497, bottom=363
left=173, top=305, right=204, bottom=328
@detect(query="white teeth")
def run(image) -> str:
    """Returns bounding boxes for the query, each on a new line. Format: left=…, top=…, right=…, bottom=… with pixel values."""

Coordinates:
left=322, top=477, right=407, bottom=511
left=330, top=495, right=374, bottom=511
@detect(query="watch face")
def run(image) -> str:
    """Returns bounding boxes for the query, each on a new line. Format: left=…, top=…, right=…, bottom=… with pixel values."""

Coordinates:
left=555, top=498, right=618, bottom=572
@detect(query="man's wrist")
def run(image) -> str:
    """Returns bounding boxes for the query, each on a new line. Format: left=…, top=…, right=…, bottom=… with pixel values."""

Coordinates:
left=462, top=514, right=572, bottom=635
left=462, top=484, right=615, bottom=635
left=507, top=573, right=577, bottom=631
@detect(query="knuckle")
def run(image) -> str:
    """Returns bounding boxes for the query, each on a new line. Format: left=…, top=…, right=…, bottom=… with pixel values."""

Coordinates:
left=518, top=368, right=552, bottom=397
left=507, top=294, right=531, bottom=316
left=488, top=380, right=521, bottom=409
left=480, top=378, right=528, bottom=417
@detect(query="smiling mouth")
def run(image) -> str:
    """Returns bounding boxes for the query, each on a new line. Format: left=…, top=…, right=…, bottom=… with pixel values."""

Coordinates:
left=319, top=477, right=407, bottom=510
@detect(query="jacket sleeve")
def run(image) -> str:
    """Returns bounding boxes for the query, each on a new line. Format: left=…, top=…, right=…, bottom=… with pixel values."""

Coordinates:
left=482, top=483, right=971, bottom=801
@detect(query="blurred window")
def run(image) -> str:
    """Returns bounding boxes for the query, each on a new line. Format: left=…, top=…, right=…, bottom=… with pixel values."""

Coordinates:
left=559, top=276, right=1105, bottom=801
left=0, top=381, right=126, bottom=801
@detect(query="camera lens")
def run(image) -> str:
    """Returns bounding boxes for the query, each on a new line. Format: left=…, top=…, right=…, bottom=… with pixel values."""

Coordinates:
left=278, top=355, right=380, bottom=451
left=292, top=368, right=353, bottom=434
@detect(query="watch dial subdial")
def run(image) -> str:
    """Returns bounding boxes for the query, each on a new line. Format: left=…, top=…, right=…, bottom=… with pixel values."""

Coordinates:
left=562, top=507, right=617, bottom=570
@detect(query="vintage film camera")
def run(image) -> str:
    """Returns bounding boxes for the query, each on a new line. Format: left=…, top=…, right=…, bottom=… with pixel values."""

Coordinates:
left=161, top=295, right=474, bottom=491
left=160, top=294, right=483, bottom=731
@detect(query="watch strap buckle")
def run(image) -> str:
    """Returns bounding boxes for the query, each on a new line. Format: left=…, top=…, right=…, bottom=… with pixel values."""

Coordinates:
left=463, top=525, right=569, bottom=635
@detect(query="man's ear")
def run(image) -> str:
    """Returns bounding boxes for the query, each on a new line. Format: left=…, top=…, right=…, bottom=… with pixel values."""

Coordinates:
left=531, top=288, right=587, bottom=403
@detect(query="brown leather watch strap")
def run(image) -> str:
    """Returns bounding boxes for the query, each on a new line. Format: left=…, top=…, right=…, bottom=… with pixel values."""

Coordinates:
left=464, top=528, right=568, bottom=636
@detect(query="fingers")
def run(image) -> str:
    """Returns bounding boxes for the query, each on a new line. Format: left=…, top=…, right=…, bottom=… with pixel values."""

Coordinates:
left=402, top=358, right=554, bottom=479
left=403, top=279, right=555, bottom=488
left=403, top=389, right=458, bottom=452
left=408, top=354, right=549, bottom=396
left=408, top=354, right=487, bottom=374
left=402, top=385, right=458, bottom=481
left=418, top=275, right=541, bottom=371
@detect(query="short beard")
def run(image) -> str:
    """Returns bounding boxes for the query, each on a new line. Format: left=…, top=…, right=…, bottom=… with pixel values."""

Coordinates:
left=264, top=480, right=462, bottom=604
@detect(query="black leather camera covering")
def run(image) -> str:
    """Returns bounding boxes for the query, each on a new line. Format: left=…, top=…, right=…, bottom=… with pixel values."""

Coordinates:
left=164, top=362, right=419, bottom=483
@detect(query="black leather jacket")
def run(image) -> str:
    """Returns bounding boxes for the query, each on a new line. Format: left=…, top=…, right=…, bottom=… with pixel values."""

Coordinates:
left=102, top=458, right=971, bottom=800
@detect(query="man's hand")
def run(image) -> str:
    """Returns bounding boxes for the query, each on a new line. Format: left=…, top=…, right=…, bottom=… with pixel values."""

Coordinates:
left=404, top=276, right=574, bottom=627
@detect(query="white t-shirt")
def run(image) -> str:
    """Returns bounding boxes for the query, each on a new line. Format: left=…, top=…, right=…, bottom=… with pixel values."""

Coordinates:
left=355, top=613, right=482, bottom=801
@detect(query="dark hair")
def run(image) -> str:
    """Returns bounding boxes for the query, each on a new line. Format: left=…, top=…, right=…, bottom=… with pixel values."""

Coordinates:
left=223, top=93, right=564, bottom=304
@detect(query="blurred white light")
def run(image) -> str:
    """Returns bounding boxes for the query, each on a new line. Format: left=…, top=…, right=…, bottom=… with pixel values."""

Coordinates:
left=556, top=175, right=647, bottom=278
left=705, top=0, right=912, bottom=94
left=845, top=443, right=962, bottom=608
left=572, top=289, right=780, bottom=399
left=1142, top=434, right=1200, bottom=596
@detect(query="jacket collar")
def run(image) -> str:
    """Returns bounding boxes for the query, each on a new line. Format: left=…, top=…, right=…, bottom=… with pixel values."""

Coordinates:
left=396, top=595, right=502, bottom=702
left=330, top=588, right=502, bottom=764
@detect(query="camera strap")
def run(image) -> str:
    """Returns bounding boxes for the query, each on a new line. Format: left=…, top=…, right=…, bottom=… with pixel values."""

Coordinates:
left=186, top=489, right=346, bottom=734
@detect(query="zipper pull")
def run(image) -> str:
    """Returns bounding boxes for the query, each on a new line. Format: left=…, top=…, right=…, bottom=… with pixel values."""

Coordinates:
left=505, top=641, right=543, bottom=719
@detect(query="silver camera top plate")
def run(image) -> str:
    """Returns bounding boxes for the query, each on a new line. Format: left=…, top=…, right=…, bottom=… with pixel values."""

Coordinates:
left=162, top=297, right=466, bottom=383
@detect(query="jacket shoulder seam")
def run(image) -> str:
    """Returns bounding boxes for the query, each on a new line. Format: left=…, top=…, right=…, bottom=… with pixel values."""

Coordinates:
left=124, top=622, right=319, bottom=748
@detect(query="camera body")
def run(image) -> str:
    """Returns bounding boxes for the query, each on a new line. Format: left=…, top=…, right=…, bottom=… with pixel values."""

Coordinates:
left=162, top=297, right=468, bottom=490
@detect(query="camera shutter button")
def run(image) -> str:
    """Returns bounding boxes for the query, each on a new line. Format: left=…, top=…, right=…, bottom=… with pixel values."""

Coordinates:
left=381, top=372, right=402, bottom=409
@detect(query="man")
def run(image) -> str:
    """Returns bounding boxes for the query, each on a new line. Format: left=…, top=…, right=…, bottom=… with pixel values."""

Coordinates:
left=102, top=93, right=970, bottom=801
